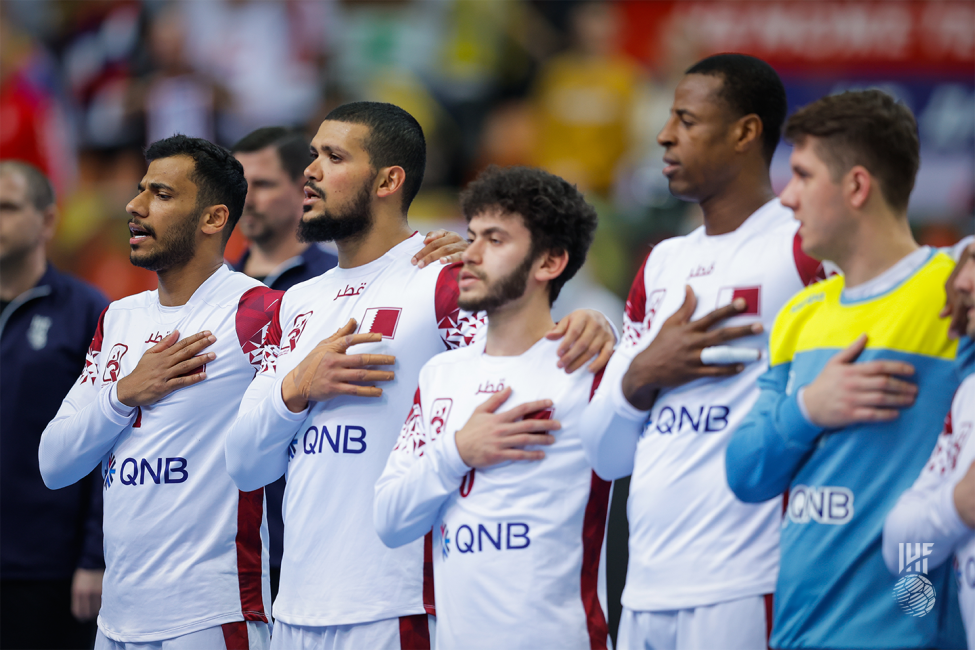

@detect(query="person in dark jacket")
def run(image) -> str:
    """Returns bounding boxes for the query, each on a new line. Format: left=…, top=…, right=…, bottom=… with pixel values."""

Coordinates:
left=1, top=160, right=109, bottom=649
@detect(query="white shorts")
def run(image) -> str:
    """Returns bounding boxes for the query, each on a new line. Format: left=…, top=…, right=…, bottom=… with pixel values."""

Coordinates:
left=95, top=621, right=269, bottom=650
left=617, top=595, right=772, bottom=650
left=271, top=615, right=434, bottom=650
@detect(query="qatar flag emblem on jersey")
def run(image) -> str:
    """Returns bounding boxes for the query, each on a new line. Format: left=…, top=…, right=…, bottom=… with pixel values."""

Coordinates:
left=716, top=286, right=761, bottom=315
left=360, top=307, right=402, bottom=339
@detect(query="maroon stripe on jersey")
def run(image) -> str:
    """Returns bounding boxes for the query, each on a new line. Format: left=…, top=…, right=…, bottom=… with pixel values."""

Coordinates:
left=422, top=531, right=436, bottom=615
left=764, top=593, right=774, bottom=646
left=236, top=488, right=267, bottom=622
left=581, top=472, right=611, bottom=650
left=590, top=368, right=606, bottom=401
left=221, top=621, right=249, bottom=650
left=625, top=250, right=651, bottom=324
left=793, top=232, right=826, bottom=287
left=398, top=614, right=431, bottom=650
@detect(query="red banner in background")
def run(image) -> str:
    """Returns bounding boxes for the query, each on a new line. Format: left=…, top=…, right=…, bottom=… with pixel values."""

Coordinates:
left=621, top=1, right=975, bottom=76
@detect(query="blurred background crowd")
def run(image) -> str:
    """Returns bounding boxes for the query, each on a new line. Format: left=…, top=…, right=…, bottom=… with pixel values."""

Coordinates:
left=1, top=0, right=972, bottom=305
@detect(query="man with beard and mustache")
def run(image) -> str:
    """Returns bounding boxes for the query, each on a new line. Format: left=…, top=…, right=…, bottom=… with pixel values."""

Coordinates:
left=373, top=165, right=613, bottom=650
left=229, top=127, right=466, bottom=602
left=40, top=135, right=279, bottom=649
left=225, top=102, right=616, bottom=649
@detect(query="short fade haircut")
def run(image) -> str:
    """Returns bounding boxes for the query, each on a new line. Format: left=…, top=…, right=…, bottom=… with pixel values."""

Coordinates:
left=323, top=102, right=426, bottom=212
left=232, top=127, right=310, bottom=182
left=784, top=89, right=920, bottom=214
left=144, top=134, right=248, bottom=241
left=0, top=160, right=56, bottom=211
left=686, top=53, right=787, bottom=164
left=460, top=165, right=598, bottom=305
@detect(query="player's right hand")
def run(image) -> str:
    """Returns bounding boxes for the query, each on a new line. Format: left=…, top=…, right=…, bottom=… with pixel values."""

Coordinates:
left=801, top=334, right=917, bottom=428
left=621, top=285, right=762, bottom=410
left=116, top=330, right=216, bottom=407
left=942, top=242, right=974, bottom=339
left=282, top=318, right=396, bottom=412
left=455, top=387, right=560, bottom=468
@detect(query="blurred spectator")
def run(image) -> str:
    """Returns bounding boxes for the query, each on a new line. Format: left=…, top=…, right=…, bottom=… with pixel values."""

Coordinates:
left=0, top=161, right=108, bottom=650
left=135, top=4, right=228, bottom=145
left=180, top=0, right=327, bottom=144
left=530, top=1, right=642, bottom=195
left=58, top=0, right=142, bottom=150
left=0, top=5, right=76, bottom=193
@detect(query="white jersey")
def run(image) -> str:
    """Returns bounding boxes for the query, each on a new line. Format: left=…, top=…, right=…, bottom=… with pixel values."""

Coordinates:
left=883, top=372, right=975, bottom=647
left=39, top=265, right=277, bottom=642
left=225, top=233, right=486, bottom=627
left=374, top=337, right=611, bottom=650
left=580, top=199, right=824, bottom=610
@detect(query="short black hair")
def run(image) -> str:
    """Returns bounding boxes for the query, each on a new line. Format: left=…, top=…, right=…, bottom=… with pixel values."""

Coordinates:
left=686, top=53, right=787, bottom=164
left=460, top=165, right=598, bottom=305
left=144, top=134, right=248, bottom=242
left=232, top=127, right=310, bottom=181
left=0, top=160, right=56, bottom=211
left=323, top=102, right=426, bottom=212
left=785, top=90, right=920, bottom=214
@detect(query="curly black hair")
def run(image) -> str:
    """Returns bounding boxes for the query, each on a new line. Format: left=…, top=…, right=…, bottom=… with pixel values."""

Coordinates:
left=460, top=165, right=598, bottom=305
left=145, top=134, right=248, bottom=242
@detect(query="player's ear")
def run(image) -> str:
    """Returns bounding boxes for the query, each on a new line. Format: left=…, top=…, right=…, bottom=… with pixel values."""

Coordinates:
left=376, top=166, right=406, bottom=201
left=734, top=114, right=763, bottom=154
left=200, top=204, right=230, bottom=236
left=535, top=249, right=569, bottom=283
left=846, top=166, right=872, bottom=210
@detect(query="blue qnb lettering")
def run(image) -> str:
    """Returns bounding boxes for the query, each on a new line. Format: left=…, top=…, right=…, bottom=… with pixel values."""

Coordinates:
left=343, top=426, right=367, bottom=454
left=300, top=425, right=367, bottom=455
left=506, top=523, right=530, bottom=549
left=655, top=407, right=676, bottom=434
left=451, top=522, right=531, bottom=553
left=679, top=406, right=703, bottom=432
left=655, top=405, right=730, bottom=434
left=120, top=458, right=138, bottom=485
left=140, top=458, right=161, bottom=484
left=456, top=525, right=475, bottom=553
left=165, top=457, right=188, bottom=483
left=705, top=406, right=730, bottom=432
left=321, top=426, right=340, bottom=453
left=478, top=524, right=502, bottom=551
left=303, top=426, right=318, bottom=455
left=117, top=457, right=188, bottom=485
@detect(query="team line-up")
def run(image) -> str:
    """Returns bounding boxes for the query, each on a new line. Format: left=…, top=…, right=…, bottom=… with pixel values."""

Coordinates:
left=28, top=52, right=975, bottom=650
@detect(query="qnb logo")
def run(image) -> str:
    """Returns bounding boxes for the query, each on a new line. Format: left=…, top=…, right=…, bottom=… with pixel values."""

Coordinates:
left=893, top=542, right=937, bottom=617
left=440, top=523, right=451, bottom=560
left=102, top=454, right=116, bottom=488
left=111, top=457, right=188, bottom=486
left=786, top=485, right=854, bottom=525
left=452, top=522, right=530, bottom=554
left=300, top=424, right=366, bottom=455
left=650, top=405, right=731, bottom=435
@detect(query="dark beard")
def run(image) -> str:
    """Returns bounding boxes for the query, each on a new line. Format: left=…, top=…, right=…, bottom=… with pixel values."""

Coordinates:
left=457, top=251, right=535, bottom=314
left=297, top=182, right=373, bottom=243
left=130, top=209, right=198, bottom=272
